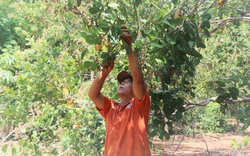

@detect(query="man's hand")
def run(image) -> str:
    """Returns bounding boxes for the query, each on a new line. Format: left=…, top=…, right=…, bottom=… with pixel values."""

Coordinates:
left=89, top=57, right=114, bottom=110
left=120, top=25, right=133, bottom=46
left=102, top=56, right=114, bottom=74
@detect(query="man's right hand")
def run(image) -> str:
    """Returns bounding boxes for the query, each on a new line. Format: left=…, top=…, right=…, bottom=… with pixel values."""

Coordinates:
left=88, top=56, right=114, bottom=110
left=102, top=56, right=114, bottom=74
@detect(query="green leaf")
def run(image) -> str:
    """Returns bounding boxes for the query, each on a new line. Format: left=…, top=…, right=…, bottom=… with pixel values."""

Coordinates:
left=188, top=41, right=195, bottom=48
left=215, top=87, right=226, bottom=94
left=165, top=34, right=176, bottom=45
left=216, top=94, right=229, bottom=103
left=67, top=0, right=73, bottom=11
left=12, top=147, right=17, bottom=155
left=81, top=49, right=88, bottom=59
left=152, top=118, right=161, bottom=127
left=175, top=97, right=184, bottom=106
left=51, top=148, right=59, bottom=155
left=245, top=106, right=250, bottom=114
left=163, top=130, right=170, bottom=140
left=83, top=35, right=99, bottom=44
left=100, top=52, right=110, bottom=63
left=150, top=42, right=164, bottom=48
left=99, top=20, right=110, bottom=30
left=140, top=19, right=148, bottom=23
left=200, top=20, right=210, bottom=29
left=155, top=59, right=164, bottom=66
left=215, top=81, right=226, bottom=87
left=196, top=34, right=206, bottom=48
left=171, top=0, right=178, bottom=4
left=202, top=12, right=211, bottom=21
left=175, top=110, right=183, bottom=120
left=186, top=49, right=203, bottom=59
left=135, top=0, right=141, bottom=6
left=242, top=122, right=250, bottom=130
left=228, top=87, right=239, bottom=99
left=18, top=139, right=25, bottom=146
left=203, top=28, right=211, bottom=37
left=83, top=60, right=98, bottom=71
left=162, top=20, right=174, bottom=28
left=163, top=107, right=174, bottom=117
left=178, top=106, right=186, bottom=112
left=2, top=144, right=8, bottom=153
left=77, top=0, right=82, bottom=7
left=162, top=84, right=169, bottom=91
left=216, top=96, right=224, bottom=103
left=183, top=22, right=195, bottom=37
left=89, top=7, right=100, bottom=14
left=108, top=3, right=119, bottom=9
left=33, top=144, right=39, bottom=154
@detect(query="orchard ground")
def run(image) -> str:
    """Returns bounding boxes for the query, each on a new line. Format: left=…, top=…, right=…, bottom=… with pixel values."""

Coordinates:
left=0, top=127, right=250, bottom=155
left=151, top=130, right=250, bottom=156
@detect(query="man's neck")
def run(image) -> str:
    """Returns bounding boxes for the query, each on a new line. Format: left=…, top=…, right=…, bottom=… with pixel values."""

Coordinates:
left=120, top=98, right=132, bottom=107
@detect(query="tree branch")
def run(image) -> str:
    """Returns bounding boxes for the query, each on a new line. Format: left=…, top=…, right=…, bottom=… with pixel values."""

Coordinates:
left=210, top=17, right=250, bottom=34
left=0, top=122, right=37, bottom=143
left=226, top=5, right=250, bottom=16
left=190, top=0, right=208, bottom=14
left=185, top=97, right=250, bottom=110
left=199, top=0, right=217, bottom=18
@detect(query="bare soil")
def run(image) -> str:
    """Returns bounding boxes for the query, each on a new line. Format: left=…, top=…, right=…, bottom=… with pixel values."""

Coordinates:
left=151, top=132, right=250, bottom=156
left=1, top=132, right=250, bottom=155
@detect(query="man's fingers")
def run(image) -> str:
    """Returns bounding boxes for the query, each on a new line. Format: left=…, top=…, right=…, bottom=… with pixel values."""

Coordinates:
left=120, top=33, right=131, bottom=40
left=105, top=60, right=110, bottom=66
left=119, top=34, right=124, bottom=39
left=121, top=25, right=127, bottom=29
left=120, top=26, right=132, bottom=45
left=122, top=29, right=130, bottom=34
left=121, top=25, right=130, bottom=33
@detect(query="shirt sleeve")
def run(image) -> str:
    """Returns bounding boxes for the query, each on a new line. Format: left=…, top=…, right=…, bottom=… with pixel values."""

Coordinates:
left=134, top=88, right=151, bottom=125
left=134, top=88, right=151, bottom=106
left=96, top=96, right=112, bottom=118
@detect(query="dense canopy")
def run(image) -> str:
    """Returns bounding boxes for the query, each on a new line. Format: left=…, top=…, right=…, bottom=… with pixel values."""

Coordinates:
left=0, top=0, right=249, bottom=155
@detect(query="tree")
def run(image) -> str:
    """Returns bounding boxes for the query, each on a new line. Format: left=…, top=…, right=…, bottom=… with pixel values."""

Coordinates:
left=0, top=0, right=249, bottom=155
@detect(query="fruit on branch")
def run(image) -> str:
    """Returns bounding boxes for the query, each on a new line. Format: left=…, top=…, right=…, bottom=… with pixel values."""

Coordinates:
left=174, top=9, right=182, bottom=19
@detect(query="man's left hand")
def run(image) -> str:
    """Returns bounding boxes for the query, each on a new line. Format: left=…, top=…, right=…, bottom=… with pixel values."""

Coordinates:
left=120, top=25, right=133, bottom=46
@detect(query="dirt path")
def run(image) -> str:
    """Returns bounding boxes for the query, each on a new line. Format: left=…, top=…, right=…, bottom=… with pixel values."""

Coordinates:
left=151, top=132, right=250, bottom=156
left=1, top=132, right=250, bottom=155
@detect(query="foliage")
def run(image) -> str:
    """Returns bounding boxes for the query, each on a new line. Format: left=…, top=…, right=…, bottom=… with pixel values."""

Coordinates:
left=239, top=105, right=250, bottom=130
left=196, top=103, right=228, bottom=133
left=181, top=103, right=232, bottom=136
left=231, top=136, right=250, bottom=147
left=0, top=0, right=249, bottom=155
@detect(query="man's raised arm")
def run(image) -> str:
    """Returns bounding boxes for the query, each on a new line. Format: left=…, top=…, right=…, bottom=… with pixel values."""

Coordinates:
left=88, top=59, right=114, bottom=109
left=120, top=26, right=146, bottom=101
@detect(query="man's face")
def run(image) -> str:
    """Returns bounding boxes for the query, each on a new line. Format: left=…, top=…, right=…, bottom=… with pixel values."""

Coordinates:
left=117, top=78, right=133, bottom=97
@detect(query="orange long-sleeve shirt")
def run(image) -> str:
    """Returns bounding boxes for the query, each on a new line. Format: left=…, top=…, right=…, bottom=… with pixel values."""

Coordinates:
left=97, top=89, right=151, bottom=156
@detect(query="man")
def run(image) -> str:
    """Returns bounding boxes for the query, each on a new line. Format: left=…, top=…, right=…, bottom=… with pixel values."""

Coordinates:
left=88, top=26, right=151, bottom=156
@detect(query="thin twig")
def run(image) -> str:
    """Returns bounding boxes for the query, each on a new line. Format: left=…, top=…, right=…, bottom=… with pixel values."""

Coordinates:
left=58, top=149, right=70, bottom=156
left=185, top=97, right=250, bottom=110
left=190, top=0, right=208, bottom=14
left=210, top=17, right=250, bottom=34
left=170, top=108, right=201, bottom=155
left=199, top=0, right=217, bottom=18
left=200, top=133, right=211, bottom=155
left=171, top=135, right=185, bottom=156
left=101, top=14, right=118, bottom=37
left=226, top=5, right=250, bottom=15
left=0, top=122, right=36, bottom=143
